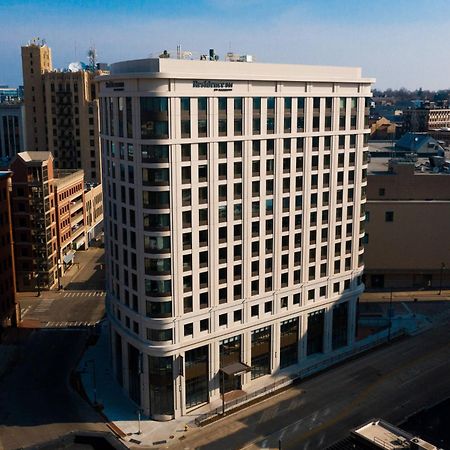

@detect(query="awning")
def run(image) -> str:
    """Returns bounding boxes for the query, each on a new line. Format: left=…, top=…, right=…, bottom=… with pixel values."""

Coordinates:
left=63, top=251, right=75, bottom=264
left=221, top=362, right=251, bottom=377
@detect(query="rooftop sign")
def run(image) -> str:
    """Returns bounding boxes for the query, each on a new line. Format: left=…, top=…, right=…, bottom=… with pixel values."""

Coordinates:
left=193, top=80, right=233, bottom=91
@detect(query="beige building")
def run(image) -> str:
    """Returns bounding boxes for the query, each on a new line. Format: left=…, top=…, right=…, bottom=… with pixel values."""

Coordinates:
left=403, top=108, right=450, bottom=132
left=54, top=170, right=86, bottom=271
left=364, top=158, right=450, bottom=289
left=10, top=151, right=103, bottom=292
left=369, top=116, right=399, bottom=140
left=85, top=183, right=104, bottom=242
left=21, top=38, right=103, bottom=183
left=98, top=56, right=373, bottom=420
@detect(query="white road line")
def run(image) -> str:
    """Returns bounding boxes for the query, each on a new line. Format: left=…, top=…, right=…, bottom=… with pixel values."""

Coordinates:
left=318, top=433, right=325, bottom=447
left=402, top=302, right=413, bottom=314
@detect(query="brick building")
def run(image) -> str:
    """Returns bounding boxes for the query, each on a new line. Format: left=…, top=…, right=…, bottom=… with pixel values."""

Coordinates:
left=0, top=171, right=17, bottom=331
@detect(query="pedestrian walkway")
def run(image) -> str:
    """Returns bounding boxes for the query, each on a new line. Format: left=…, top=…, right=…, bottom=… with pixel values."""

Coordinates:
left=79, top=311, right=421, bottom=448
left=362, top=289, right=450, bottom=302
left=62, top=291, right=105, bottom=298
left=44, top=320, right=100, bottom=328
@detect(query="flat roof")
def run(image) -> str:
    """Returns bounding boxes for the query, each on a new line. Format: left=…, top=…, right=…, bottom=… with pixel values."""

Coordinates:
left=106, top=57, right=374, bottom=83
left=17, top=151, right=52, bottom=162
left=353, top=419, right=437, bottom=450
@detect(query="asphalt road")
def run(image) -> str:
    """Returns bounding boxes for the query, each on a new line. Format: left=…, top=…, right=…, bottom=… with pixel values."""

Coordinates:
left=19, top=290, right=105, bottom=328
left=171, top=322, right=450, bottom=450
left=0, top=328, right=108, bottom=450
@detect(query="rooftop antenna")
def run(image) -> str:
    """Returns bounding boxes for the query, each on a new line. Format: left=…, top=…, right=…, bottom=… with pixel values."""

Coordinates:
left=88, top=46, right=97, bottom=72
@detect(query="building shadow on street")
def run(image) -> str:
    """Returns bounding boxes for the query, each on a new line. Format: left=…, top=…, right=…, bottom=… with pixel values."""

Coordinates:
left=0, top=322, right=109, bottom=449
left=62, top=252, right=106, bottom=292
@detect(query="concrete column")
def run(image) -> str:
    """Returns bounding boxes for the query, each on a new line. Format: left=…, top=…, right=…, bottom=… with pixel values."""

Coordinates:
left=177, top=352, right=186, bottom=417
left=272, top=321, right=280, bottom=373
left=141, top=353, right=150, bottom=416
left=173, top=354, right=183, bottom=419
left=242, top=329, right=252, bottom=387
left=211, top=339, right=220, bottom=401
left=323, top=306, right=333, bottom=354
left=122, top=338, right=130, bottom=400
left=299, top=313, right=308, bottom=361
left=348, top=296, right=357, bottom=346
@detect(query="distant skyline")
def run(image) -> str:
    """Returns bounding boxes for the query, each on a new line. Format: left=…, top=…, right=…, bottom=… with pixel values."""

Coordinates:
left=2, top=0, right=450, bottom=90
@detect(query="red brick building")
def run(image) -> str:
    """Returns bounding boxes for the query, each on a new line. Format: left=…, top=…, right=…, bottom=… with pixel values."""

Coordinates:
left=0, top=171, right=17, bottom=332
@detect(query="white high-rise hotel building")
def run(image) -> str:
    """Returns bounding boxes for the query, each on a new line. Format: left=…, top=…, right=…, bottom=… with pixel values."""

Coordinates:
left=97, top=57, right=373, bottom=421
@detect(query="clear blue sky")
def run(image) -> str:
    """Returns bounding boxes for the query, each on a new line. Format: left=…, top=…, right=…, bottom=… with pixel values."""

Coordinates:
left=2, top=0, right=450, bottom=89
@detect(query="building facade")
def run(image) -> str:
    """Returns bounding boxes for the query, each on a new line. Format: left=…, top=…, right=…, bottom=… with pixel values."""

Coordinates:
left=54, top=170, right=86, bottom=270
left=10, top=152, right=102, bottom=292
left=11, top=152, right=59, bottom=292
left=0, top=103, right=26, bottom=161
left=98, top=57, right=373, bottom=420
left=0, top=171, right=17, bottom=331
left=21, top=39, right=102, bottom=183
left=403, top=108, right=450, bottom=132
left=85, top=183, right=104, bottom=243
left=0, top=86, right=24, bottom=104
left=364, top=158, right=450, bottom=289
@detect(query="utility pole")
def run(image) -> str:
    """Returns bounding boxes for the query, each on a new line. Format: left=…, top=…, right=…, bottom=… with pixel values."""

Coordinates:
left=388, top=289, right=393, bottom=342
left=221, top=370, right=225, bottom=415
left=439, top=262, right=445, bottom=295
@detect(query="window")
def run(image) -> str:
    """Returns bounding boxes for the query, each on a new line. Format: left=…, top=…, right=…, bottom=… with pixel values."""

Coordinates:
left=251, top=304, right=259, bottom=317
left=219, top=314, right=228, bottom=326
left=385, top=211, right=394, bottom=222
left=379, top=188, right=385, bottom=196
left=234, top=310, right=242, bottom=322
left=184, top=323, right=193, bottom=336
left=200, top=319, right=209, bottom=332
left=140, top=97, right=168, bottom=139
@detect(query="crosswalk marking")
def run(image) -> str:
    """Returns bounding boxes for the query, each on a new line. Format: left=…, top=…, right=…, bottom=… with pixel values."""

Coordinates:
left=44, top=320, right=99, bottom=328
left=62, top=291, right=105, bottom=298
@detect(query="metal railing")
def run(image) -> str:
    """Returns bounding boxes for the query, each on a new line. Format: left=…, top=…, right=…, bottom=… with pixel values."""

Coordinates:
left=194, top=328, right=406, bottom=426
left=195, top=378, right=291, bottom=426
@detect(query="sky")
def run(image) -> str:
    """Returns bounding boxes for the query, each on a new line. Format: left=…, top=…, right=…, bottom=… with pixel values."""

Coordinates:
left=1, top=0, right=450, bottom=90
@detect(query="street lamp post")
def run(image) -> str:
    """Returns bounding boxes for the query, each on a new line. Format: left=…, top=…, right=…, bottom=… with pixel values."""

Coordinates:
left=136, top=409, right=142, bottom=435
left=57, top=258, right=62, bottom=290
left=439, top=262, right=446, bottom=295
left=221, top=369, right=225, bottom=415
left=35, top=272, right=41, bottom=297
left=87, top=359, right=97, bottom=405
left=388, top=289, right=393, bottom=342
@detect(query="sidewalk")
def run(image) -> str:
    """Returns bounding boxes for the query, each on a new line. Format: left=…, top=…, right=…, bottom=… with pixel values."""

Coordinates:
left=78, top=309, right=423, bottom=449
left=361, top=289, right=450, bottom=302
left=79, top=322, right=197, bottom=447
left=15, top=247, right=105, bottom=301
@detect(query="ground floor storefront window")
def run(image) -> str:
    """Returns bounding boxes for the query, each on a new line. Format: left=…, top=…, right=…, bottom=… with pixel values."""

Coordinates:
left=185, top=345, right=209, bottom=408
left=251, top=326, right=271, bottom=379
left=280, top=318, right=299, bottom=369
